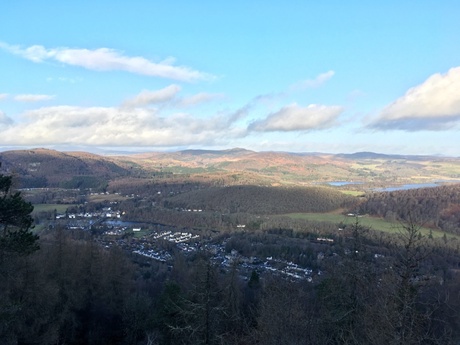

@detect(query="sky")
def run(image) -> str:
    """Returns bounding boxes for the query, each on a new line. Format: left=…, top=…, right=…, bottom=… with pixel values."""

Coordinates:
left=1, top=1, right=460, bottom=156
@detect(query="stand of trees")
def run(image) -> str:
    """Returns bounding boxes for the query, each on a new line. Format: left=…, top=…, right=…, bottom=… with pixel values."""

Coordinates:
left=164, top=185, right=356, bottom=215
left=1, top=222, right=460, bottom=344
left=359, top=184, right=460, bottom=233
left=1, top=170, right=40, bottom=343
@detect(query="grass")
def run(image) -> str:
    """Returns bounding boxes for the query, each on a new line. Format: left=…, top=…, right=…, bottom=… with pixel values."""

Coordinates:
left=32, top=204, right=74, bottom=214
left=339, top=190, right=365, bottom=196
left=425, top=161, right=460, bottom=174
left=88, top=194, right=128, bottom=202
left=284, top=212, right=459, bottom=240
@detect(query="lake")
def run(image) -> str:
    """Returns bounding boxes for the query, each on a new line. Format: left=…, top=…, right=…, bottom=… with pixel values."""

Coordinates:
left=374, top=183, right=440, bottom=192
left=327, top=181, right=363, bottom=186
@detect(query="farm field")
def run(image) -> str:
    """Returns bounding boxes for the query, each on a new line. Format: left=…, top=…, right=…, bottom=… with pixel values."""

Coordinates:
left=87, top=193, right=129, bottom=202
left=32, top=203, right=75, bottom=215
left=284, top=212, right=458, bottom=240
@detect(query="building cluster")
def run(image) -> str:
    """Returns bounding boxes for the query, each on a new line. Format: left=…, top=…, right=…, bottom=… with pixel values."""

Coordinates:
left=132, top=249, right=172, bottom=262
left=58, top=211, right=316, bottom=282
left=152, top=230, right=200, bottom=243
left=57, top=207, right=122, bottom=220
left=207, top=244, right=314, bottom=282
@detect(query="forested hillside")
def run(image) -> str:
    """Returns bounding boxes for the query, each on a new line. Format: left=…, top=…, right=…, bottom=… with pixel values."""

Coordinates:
left=3, top=218, right=460, bottom=344
left=359, top=184, right=460, bottom=234
left=0, top=149, right=131, bottom=188
left=164, top=185, right=357, bottom=214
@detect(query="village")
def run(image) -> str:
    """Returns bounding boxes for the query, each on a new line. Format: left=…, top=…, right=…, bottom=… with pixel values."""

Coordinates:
left=54, top=206, right=317, bottom=282
left=102, top=225, right=316, bottom=282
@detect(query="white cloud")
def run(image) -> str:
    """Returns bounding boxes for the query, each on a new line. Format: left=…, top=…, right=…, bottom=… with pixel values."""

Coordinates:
left=0, top=42, right=213, bottom=82
left=13, top=94, right=55, bottom=102
left=369, top=66, right=460, bottom=131
left=0, top=105, right=245, bottom=147
left=122, top=85, right=181, bottom=107
left=291, top=70, right=335, bottom=90
left=0, top=111, right=13, bottom=127
left=249, top=103, right=344, bottom=132
left=0, top=93, right=8, bottom=100
left=123, top=86, right=224, bottom=109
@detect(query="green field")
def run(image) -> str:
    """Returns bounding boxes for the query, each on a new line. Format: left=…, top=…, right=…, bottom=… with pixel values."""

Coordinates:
left=88, top=193, right=129, bottom=202
left=32, top=204, right=74, bottom=214
left=339, top=190, right=365, bottom=196
left=284, top=212, right=458, bottom=240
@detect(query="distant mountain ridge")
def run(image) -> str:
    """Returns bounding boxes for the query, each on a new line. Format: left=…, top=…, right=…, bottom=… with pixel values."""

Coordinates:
left=179, top=148, right=254, bottom=156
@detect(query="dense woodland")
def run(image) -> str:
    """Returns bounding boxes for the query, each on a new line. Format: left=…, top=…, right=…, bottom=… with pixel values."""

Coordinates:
left=359, top=184, right=460, bottom=234
left=163, top=185, right=356, bottom=215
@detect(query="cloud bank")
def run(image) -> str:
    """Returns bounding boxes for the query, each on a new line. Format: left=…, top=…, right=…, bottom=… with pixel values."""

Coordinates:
left=369, top=67, right=460, bottom=131
left=0, top=105, right=246, bottom=147
left=0, top=42, right=212, bottom=82
left=0, top=99, right=343, bottom=147
left=249, top=103, right=344, bottom=132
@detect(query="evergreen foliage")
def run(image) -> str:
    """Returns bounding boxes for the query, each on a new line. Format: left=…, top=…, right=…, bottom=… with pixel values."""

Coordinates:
left=0, top=170, right=39, bottom=254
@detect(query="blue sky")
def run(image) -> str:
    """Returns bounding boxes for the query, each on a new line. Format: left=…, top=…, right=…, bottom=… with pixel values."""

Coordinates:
left=1, top=1, right=460, bottom=155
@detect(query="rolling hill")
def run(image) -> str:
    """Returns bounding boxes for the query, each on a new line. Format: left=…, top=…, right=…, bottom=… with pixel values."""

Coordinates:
left=117, top=149, right=460, bottom=187
left=0, top=148, right=131, bottom=188
left=1, top=147, right=459, bottom=189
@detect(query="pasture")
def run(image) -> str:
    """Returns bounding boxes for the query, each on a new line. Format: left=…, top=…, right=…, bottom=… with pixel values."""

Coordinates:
left=32, top=204, right=74, bottom=215
left=285, top=212, right=458, bottom=240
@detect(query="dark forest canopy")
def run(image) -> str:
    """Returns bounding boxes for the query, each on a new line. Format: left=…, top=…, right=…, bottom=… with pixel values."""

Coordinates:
left=164, top=185, right=356, bottom=214
left=1, top=220, right=460, bottom=344
left=360, top=184, right=460, bottom=234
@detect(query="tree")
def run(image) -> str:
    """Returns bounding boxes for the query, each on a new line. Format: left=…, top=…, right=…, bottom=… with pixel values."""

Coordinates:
left=0, top=170, right=39, bottom=255
left=256, top=277, right=315, bottom=345
left=366, top=217, right=453, bottom=345
left=316, top=218, right=376, bottom=344
left=164, top=254, right=226, bottom=345
left=0, top=169, right=41, bottom=343
left=381, top=219, right=432, bottom=345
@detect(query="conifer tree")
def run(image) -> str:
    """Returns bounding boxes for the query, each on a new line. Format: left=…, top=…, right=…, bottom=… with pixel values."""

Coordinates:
left=0, top=167, right=40, bottom=343
left=0, top=168, right=39, bottom=255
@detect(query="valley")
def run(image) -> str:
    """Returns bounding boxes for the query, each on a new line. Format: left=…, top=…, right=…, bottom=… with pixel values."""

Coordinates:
left=2, top=147, right=460, bottom=344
